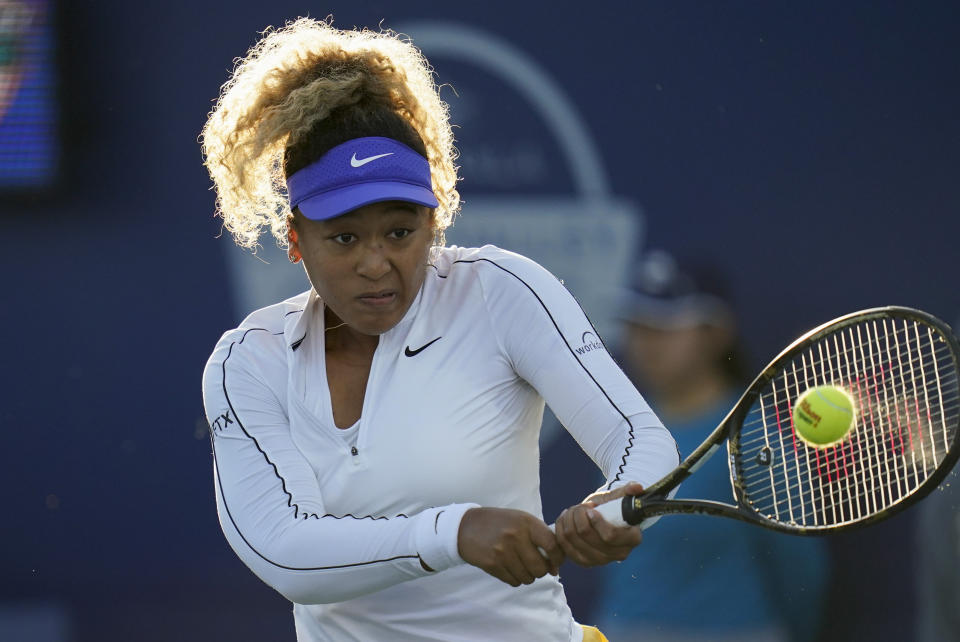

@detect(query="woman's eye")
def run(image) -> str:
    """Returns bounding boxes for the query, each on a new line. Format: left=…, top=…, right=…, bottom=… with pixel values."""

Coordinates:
left=389, top=228, right=412, bottom=240
left=332, top=233, right=355, bottom=245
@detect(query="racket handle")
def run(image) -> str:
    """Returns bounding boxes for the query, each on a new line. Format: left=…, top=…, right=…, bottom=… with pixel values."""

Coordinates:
left=544, top=497, right=631, bottom=534
left=539, top=498, right=634, bottom=557
left=595, top=496, right=629, bottom=527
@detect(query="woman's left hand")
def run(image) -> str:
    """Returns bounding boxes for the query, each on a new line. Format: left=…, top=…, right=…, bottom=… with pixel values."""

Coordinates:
left=554, top=481, right=644, bottom=567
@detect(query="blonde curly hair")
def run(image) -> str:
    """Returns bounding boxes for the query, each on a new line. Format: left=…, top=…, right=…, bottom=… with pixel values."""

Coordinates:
left=200, top=17, right=460, bottom=250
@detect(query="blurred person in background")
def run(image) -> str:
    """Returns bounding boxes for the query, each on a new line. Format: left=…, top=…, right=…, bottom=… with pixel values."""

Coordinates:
left=593, top=250, right=830, bottom=642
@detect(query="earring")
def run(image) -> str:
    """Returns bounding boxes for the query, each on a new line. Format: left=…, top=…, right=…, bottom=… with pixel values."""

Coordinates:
left=288, top=249, right=301, bottom=264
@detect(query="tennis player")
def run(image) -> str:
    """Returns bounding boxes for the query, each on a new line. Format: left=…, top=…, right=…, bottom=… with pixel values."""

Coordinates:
left=200, top=18, right=679, bottom=641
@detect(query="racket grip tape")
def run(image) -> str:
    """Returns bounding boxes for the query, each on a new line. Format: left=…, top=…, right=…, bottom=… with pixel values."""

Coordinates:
left=545, top=497, right=631, bottom=533
left=595, top=496, right=629, bottom=527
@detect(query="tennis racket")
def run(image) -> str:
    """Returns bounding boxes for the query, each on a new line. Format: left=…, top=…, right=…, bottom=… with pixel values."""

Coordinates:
left=594, top=306, right=960, bottom=535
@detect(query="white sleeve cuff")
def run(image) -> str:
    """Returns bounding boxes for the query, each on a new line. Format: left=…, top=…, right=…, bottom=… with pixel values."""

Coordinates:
left=414, top=503, right=480, bottom=573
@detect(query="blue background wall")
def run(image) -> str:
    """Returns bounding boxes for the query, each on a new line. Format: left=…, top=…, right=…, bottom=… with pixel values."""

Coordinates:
left=1, top=2, right=958, bottom=640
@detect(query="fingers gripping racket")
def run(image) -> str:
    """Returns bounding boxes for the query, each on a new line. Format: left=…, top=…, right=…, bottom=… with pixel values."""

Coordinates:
left=595, top=306, right=960, bottom=535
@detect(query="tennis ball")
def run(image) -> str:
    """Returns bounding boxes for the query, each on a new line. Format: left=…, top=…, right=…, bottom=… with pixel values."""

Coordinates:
left=793, top=385, right=856, bottom=448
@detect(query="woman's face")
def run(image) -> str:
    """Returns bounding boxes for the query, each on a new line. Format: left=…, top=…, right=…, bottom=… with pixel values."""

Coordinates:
left=290, top=201, right=435, bottom=336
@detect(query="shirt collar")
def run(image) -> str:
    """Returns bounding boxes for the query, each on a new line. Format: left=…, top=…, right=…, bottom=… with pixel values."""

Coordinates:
left=285, top=288, right=320, bottom=351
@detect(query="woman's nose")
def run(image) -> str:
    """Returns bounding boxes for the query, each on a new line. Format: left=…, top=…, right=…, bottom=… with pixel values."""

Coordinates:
left=356, top=242, right=390, bottom=279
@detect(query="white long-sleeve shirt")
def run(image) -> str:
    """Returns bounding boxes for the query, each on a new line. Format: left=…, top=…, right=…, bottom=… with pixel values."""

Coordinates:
left=202, top=245, right=679, bottom=641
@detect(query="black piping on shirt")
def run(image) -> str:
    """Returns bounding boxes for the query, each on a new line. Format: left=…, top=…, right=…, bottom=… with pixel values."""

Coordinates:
left=213, top=327, right=418, bottom=571
left=431, top=258, right=637, bottom=489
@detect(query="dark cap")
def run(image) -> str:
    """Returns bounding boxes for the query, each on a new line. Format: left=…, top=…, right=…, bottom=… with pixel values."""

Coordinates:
left=618, top=250, right=734, bottom=328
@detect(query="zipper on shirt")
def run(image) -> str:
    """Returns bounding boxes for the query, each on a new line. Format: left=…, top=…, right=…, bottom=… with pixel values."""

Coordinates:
left=350, top=444, right=363, bottom=467
left=352, top=332, right=384, bottom=460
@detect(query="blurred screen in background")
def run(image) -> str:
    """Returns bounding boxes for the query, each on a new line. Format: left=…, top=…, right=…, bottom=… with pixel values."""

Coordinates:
left=0, top=0, right=56, bottom=190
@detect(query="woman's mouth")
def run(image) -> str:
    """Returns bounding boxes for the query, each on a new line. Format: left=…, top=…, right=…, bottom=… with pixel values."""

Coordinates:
left=357, top=291, right=398, bottom=307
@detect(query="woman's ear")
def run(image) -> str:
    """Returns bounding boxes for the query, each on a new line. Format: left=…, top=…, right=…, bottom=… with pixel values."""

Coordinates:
left=287, top=225, right=302, bottom=264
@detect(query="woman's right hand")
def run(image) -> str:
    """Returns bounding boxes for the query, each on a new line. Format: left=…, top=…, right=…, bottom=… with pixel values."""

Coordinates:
left=457, top=507, right=564, bottom=587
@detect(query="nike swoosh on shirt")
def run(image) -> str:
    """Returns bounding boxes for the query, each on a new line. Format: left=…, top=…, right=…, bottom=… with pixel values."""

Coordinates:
left=404, top=337, right=442, bottom=357
left=350, top=152, right=394, bottom=167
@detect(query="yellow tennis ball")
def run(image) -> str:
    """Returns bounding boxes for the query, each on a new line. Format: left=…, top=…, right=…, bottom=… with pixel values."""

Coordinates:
left=793, top=385, right=856, bottom=448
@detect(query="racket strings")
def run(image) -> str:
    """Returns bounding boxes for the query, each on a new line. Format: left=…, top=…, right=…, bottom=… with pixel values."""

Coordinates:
left=739, top=334, right=953, bottom=420
left=738, top=386, right=960, bottom=451
left=732, top=317, right=959, bottom=529
left=739, top=404, right=958, bottom=487
left=741, top=459, right=928, bottom=522
left=739, top=409, right=958, bottom=493
left=739, top=343, right=956, bottom=423
left=739, top=429, right=951, bottom=508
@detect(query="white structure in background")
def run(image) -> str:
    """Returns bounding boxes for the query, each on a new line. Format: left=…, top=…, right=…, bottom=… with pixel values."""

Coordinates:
left=222, top=22, right=644, bottom=444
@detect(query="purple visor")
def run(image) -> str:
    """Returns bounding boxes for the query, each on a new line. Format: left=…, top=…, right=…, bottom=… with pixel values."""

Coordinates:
left=286, top=137, right=439, bottom=221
